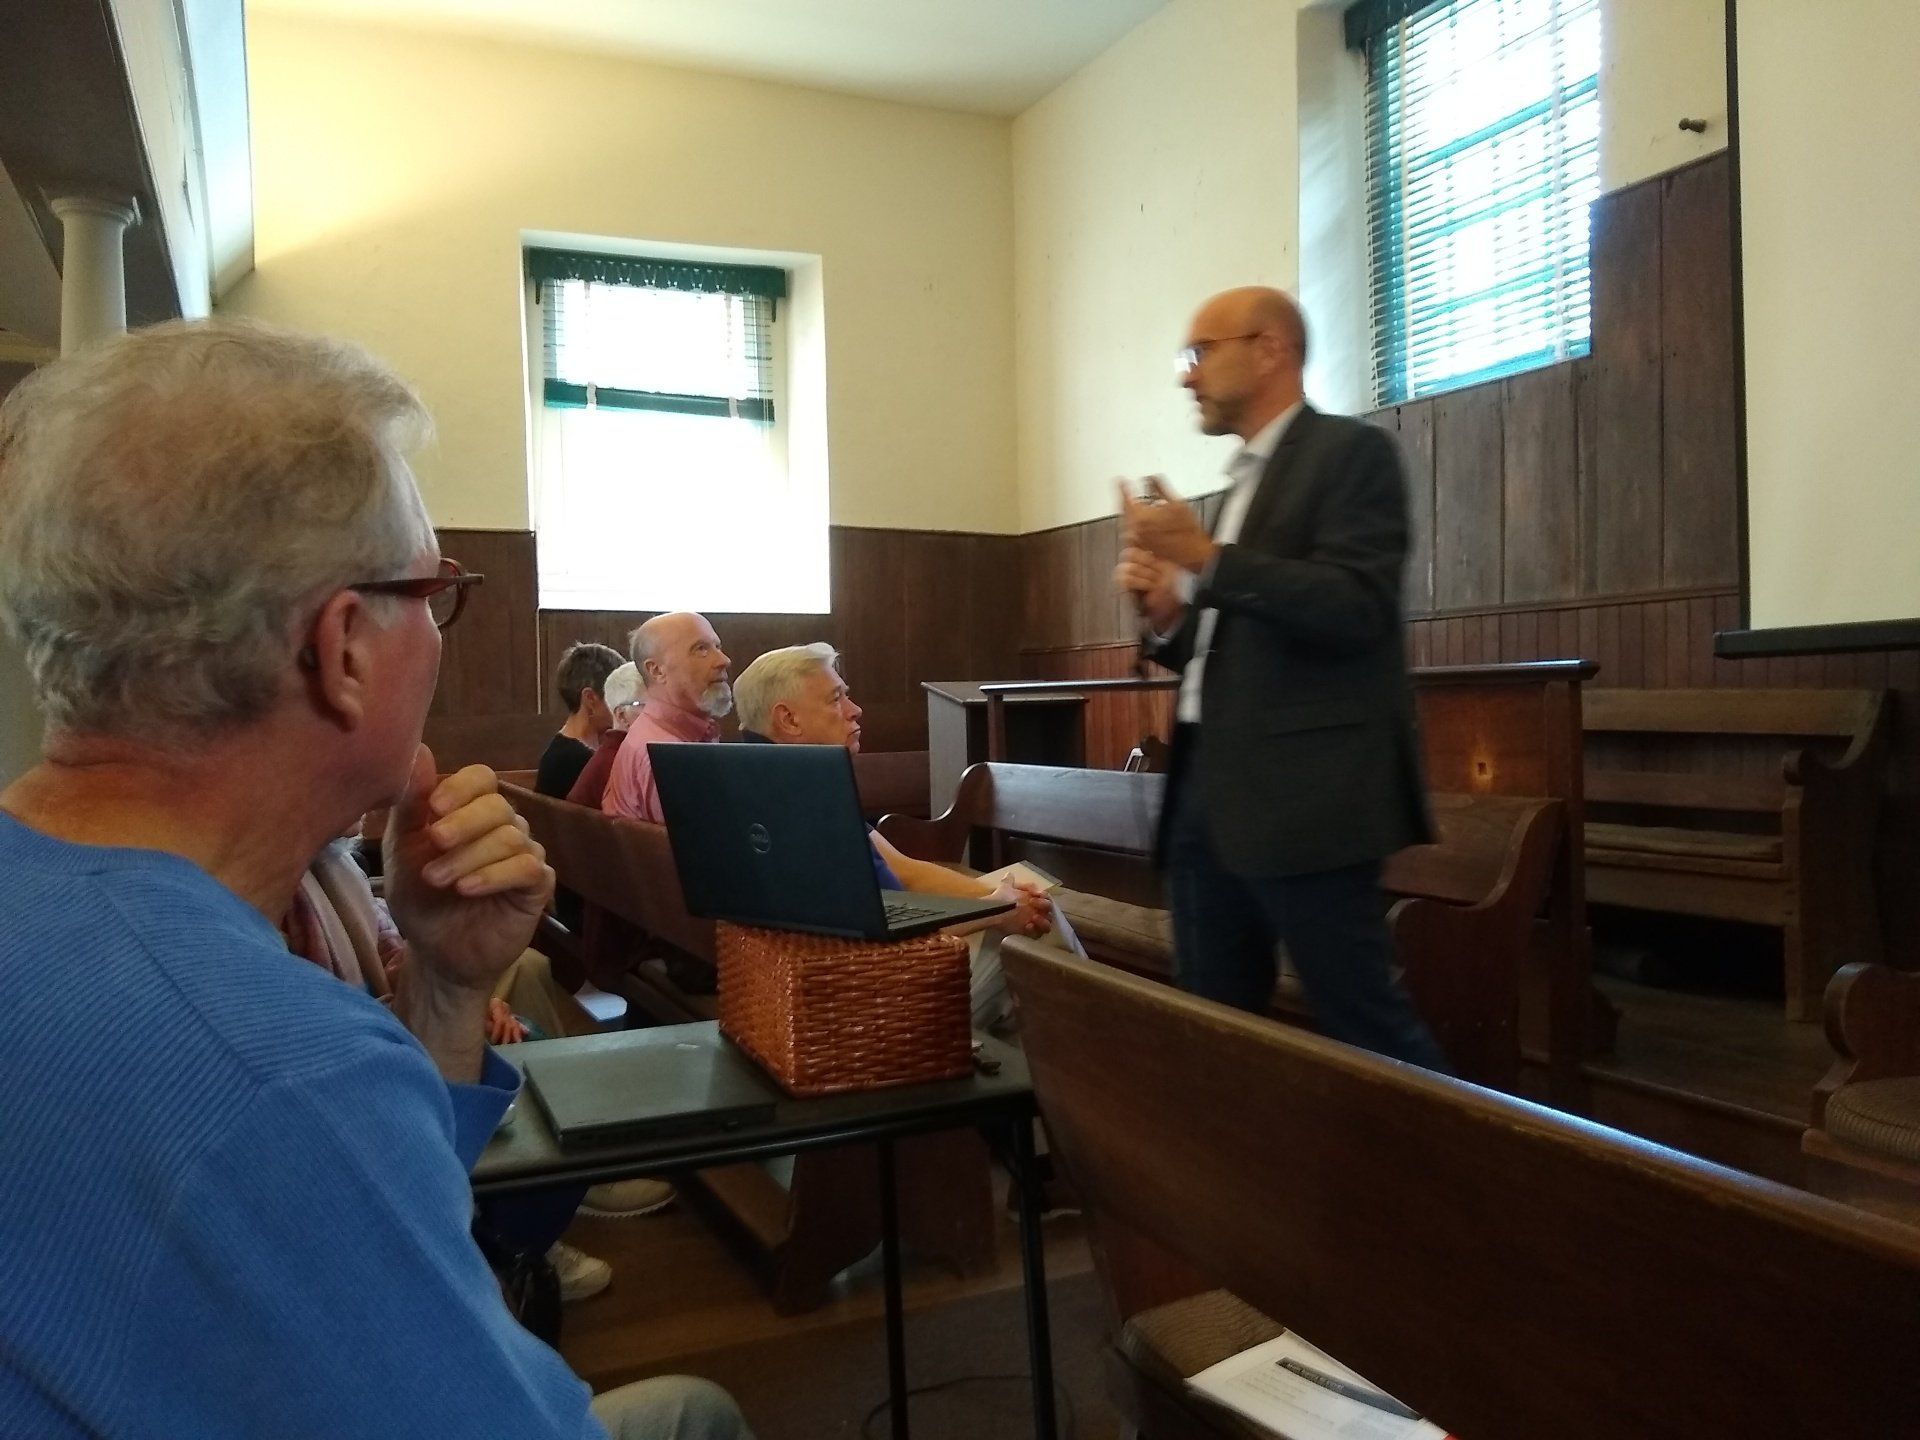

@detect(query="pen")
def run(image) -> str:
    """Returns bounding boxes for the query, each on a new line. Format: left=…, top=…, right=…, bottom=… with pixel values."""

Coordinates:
left=1276, top=1357, right=1421, bottom=1421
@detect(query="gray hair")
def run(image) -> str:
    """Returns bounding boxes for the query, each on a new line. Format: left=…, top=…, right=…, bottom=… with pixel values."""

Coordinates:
left=602, top=661, right=642, bottom=713
left=733, top=643, right=840, bottom=737
left=552, top=640, right=623, bottom=712
left=0, top=318, right=434, bottom=739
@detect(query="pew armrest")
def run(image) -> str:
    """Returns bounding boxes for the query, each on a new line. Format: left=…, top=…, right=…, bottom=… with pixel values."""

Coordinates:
left=876, top=763, right=995, bottom=863
left=1386, top=797, right=1562, bottom=1092
left=1814, top=963, right=1920, bottom=1125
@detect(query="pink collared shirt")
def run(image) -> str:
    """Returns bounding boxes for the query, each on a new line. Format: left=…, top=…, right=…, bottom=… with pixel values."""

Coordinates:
left=600, top=696, right=720, bottom=822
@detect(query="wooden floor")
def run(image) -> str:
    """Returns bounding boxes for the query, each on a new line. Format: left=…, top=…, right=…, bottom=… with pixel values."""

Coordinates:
left=558, top=1173, right=1095, bottom=1394
left=1591, top=973, right=1834, bottom=1124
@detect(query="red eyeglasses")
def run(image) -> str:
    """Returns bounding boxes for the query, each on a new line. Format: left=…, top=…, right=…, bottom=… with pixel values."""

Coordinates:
left=350, top=556, right=485, bottom=632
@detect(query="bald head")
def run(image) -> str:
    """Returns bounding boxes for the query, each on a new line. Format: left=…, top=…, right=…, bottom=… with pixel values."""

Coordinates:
left=629, top=611, right=733, bottom=717
left=1181, top=287, right=1308, bottom=440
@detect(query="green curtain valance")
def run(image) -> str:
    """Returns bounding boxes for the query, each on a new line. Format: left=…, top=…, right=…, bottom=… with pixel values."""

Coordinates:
left=1343, top=0, right=1447, bottom=48
left=525, top=248, right=788, bottom=301
left=542, top=379, right=775, bottom=424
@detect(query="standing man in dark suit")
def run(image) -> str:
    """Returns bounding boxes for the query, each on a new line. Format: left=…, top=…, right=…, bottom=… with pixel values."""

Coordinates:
left=1115, top=286, right=1447, bottom=1071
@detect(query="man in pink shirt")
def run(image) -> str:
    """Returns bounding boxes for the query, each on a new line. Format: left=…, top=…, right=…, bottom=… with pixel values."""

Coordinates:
left=601, top=611, right=733, bottom=822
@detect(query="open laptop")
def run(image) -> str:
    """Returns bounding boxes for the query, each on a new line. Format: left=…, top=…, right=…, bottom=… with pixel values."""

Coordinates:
left=649, top=742, right=1013, bottom=940
left=522, top=1028, right=780, bottom=1149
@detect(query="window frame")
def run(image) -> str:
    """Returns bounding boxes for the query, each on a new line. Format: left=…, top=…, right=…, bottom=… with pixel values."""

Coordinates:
left=1352, top=0, right=1601, bottom=406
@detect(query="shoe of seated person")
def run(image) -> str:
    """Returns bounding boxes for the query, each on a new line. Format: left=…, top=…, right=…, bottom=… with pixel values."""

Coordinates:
left=1004, top=1164, right=1082, bottom=1220
left=580, top=1177, right=676, bottom=1218
left=547, top=1241, right=612, bottom=1303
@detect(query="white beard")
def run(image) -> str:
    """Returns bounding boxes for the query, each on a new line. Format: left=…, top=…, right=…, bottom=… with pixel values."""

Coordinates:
left=699, top=681, right=735, bottom=719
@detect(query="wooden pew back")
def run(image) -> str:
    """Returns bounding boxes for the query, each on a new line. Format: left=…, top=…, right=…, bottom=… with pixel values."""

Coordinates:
left=883, top=764, right=1560, bottom=1089
left=1584, top=686, right=1883, bottom=739
left=1578, top=688, right=1889, bottom=1018
left=1004, top=942, right=1920, bottom=1440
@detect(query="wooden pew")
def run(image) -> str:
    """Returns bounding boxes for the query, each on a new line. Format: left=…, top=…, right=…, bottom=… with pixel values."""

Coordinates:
left=501, top=782, right=996, bottom=1313
left=1002, top=941, right=1920, bottom=1440
left=1581, top=687, right=1889, bottom=1018
left=1804, top=961, right=1920, bottom=1224
left=880, top=763, right=1562, bottom=1091
left=1408, top=661, right=1599, bottom=1095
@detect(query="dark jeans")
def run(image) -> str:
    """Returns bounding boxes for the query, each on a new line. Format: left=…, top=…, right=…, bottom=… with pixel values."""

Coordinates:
left=478, top=1185, right=586, bottom=1256
left=1164, top=757, right=1450, bottom=1074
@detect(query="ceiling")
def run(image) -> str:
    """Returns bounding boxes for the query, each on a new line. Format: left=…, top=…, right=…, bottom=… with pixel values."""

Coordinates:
left=248, top=0, right=1170, bottom=114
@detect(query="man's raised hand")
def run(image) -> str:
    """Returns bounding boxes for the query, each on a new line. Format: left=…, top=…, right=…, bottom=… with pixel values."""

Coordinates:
left=1121, top=475, right=1214, bottom=574
left=383, top=746, right=555, bottom=996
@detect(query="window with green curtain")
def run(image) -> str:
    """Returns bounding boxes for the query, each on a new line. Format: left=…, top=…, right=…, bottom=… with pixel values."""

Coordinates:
left=529, top=249, right=787, bottom=422
left=1349, top=0, right=1600, bottom=405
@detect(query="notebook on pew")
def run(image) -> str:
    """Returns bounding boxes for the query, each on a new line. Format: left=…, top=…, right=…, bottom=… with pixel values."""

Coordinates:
left=1187, top=1331, right=1452, bottom=1440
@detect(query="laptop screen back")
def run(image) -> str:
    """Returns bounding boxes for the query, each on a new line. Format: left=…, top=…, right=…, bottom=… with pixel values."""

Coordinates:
left=649, top=742, right=890, bottom=937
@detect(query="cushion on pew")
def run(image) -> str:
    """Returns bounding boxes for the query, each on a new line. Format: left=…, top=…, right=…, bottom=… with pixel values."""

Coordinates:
left=1824, top=1077, right=1920, bottom=1165
left=1119, top=1289, right=1286, bottom=1438
left=1054, top=890, right=1174, bottom=970
left=1584, top=821, right=1783, bottom=865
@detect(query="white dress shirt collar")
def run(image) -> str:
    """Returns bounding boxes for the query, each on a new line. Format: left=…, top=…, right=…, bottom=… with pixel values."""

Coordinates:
left=1230, top=400, right=1304, bottom=480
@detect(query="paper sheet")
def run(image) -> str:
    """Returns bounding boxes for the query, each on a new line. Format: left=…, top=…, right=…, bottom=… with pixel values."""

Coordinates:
left=1187, top=1332, right=1450, bottom=1440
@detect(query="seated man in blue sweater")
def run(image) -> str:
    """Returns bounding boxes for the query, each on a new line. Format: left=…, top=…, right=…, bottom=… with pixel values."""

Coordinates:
left=0, top=319, right=751, bottom=1440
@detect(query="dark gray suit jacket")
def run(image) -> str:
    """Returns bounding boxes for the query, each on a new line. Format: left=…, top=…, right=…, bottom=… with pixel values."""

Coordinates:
left=1146, top=404, right=1432, bottom=877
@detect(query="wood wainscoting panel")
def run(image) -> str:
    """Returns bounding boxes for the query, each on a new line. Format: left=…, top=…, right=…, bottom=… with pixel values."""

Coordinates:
left=529, top=526, right=1028, bottom=759
left=1660, top=156, right=1739, bottom=591
left=430, top=528, right=540, bottom=721
left=1589, top=172, right=1665, bottom=596
left=1391, top=401, right=1438, bottom=614
left=1501, top=366, right=1580, bottom=605
left=1432, top=383, right=1506, bottom=610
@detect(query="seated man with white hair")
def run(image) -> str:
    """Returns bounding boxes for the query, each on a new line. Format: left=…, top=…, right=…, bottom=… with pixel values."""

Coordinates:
left=732, top=643, right=1050, bottom=1027
left=0, top=319, right=750, bottom=1440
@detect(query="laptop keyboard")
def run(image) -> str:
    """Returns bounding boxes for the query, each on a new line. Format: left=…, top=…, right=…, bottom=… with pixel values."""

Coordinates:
left=881, top=897, right=948, bottom=926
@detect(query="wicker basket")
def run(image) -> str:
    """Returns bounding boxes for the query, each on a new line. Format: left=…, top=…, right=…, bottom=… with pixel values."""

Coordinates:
left=716, top=921, right=973, bottom=1097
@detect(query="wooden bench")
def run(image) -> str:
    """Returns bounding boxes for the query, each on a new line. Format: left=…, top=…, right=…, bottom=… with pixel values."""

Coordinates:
left=501, top=782, right=996, bottom=1314
left=1582, top=688, right=1889, bottom=1018
left=1804, top=961, right=1920, bottom=1225
left=1002, top=941, right=1920, bottom=1440
left=880, top=763, right=1562, bottom=1091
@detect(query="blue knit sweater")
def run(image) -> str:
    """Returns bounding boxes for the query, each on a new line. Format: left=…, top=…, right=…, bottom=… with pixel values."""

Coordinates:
left=0, top=811, right=604, bottom=1438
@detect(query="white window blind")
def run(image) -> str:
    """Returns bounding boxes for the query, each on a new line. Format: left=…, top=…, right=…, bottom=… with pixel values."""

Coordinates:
left=526, top=251, right=828, bottom=615
left=1356, top=0, right=1601, bottom=405
left=542, top=280, right=775, bottom=422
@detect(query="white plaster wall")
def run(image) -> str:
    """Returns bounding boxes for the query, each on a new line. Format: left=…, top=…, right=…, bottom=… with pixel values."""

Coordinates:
left=1738, top=0, right=1920, bottom=629
left=1600, top=0, right=1728, bottom=193
left=1011, top=0, right=1302, bottom=533
left=229, top=15, right=1017, bottom=533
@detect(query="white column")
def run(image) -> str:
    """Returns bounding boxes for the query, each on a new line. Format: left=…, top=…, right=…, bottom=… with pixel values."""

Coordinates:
left=50, top=194, right=140, bottom=355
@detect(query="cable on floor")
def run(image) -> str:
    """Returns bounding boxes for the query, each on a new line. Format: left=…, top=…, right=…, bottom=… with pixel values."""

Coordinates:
left=858, top=1370, right=1078, bottom=1440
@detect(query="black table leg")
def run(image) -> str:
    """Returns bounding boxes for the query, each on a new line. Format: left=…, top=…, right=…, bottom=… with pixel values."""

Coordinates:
left=878, top=1138, right=910, bottom=1440
left=1009, top=1118, right=1059, bottom=1440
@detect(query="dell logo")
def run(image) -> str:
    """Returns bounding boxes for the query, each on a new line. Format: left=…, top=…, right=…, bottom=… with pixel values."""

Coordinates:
left=747, top=823, right=772, bottom=855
